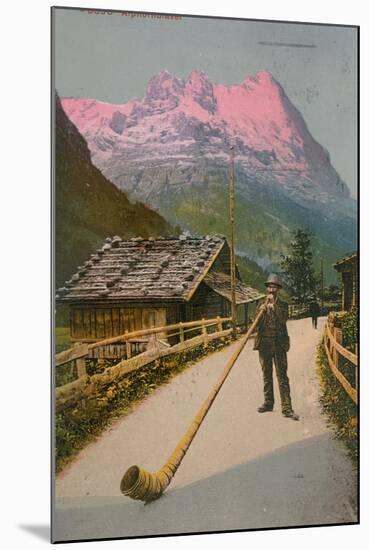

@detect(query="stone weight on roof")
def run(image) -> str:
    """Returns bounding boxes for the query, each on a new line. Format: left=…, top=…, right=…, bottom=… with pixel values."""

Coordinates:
left=56, top=236, right=263, bottom=304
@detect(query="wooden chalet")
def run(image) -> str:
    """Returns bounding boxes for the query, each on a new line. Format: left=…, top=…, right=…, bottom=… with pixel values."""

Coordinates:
left=56, top=235, right=264, bottom=343
left=333, top=252, right=358, bottom=311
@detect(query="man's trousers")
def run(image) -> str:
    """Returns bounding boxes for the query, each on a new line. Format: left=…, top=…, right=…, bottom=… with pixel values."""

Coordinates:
left=258, top=338, right=292, bottom=412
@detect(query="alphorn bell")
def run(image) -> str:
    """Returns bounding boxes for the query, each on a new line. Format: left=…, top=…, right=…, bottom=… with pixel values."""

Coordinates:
left=120, top=306, right=265, bottom=503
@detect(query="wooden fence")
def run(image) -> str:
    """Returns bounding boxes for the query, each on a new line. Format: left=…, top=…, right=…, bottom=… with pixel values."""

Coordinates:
left=55, top=316, right=232, bottom=410
left=323, top=322, right=358, bottom=404
left=288, top=302, right=341, bottom=319
left=288, top=304, right=309, bottom=319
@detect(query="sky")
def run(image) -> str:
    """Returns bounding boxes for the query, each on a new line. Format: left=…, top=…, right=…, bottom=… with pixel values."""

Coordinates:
left=53, top=7, right=358, bottom=198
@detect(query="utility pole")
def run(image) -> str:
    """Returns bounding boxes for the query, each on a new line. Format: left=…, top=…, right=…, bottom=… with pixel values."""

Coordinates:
left=229, top=146, right=237, bottom=338
left=320, top=259, right=324, bottom=310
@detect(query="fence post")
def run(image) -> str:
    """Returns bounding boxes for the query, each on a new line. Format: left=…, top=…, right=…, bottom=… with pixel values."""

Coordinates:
left=148, top=326, right=157, bottom=352
left=70, top=361, right=76, bottom=376
left=72, top=343, right=87, bottom=378
left=330, top=329, right=334, bottom=357
left=153, top=329, right=160, bottom=355
left=96, top=341, right=105, bottom=367
left=179, top=322, right=184, bottom=344
left=355, top=343, right=358, bottom=390
left=124, top=329, right=131, bottom=359
left=126, top=340, right=132, bottom=359
left=217, top=316, right=222, bottom=333
left=326, top=325, right=330, bottom=352
left=334, top=328, right=343, bottom=369
left=76, top=357, right=87, bottom=378
left=202, top=319, right=208, bottom=348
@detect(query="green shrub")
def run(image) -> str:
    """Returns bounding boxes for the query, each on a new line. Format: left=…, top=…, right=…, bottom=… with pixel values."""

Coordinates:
left=333, top=307, right=358, bottom=352
left=316, top=340, right=357, bottom=464
left=55, top=363, right=76, bottom=387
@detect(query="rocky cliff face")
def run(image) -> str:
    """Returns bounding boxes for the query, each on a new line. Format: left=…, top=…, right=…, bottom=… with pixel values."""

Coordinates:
left=60, top=70, right=357, bottom=275
left=62, top=70, right=352, bottom=204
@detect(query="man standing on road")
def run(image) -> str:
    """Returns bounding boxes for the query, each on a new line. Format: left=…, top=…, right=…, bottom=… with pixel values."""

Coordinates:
left=253, top=274, right=299, bottom=421
left=309, top=298, right=320, bottom=329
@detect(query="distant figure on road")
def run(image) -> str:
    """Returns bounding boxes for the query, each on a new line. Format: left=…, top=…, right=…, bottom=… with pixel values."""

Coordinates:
left=253, top=274, right=299, bottom=421
left=309, top=299, right=320, bottom=329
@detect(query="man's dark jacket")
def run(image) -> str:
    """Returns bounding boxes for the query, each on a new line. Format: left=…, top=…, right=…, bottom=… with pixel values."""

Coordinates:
left=253, top=299, right=290, bottom=352
left=309, top=301, right=320, bottom=316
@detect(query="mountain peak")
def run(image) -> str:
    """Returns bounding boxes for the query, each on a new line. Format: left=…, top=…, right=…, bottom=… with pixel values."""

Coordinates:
left=255, top=70, right=275, bottom=82
left=185, top=70, right=216, bottom=113
left=144, top=70, right=185, bottom=111
left=62, top=69, right=352, bottom=205
left=149, top=69, right=185, bottom=88
left=150, top=69, right=174, bottom=81
left=187, top=70, right=210, bottom=84
left=242, top=70, right=280, bottom=92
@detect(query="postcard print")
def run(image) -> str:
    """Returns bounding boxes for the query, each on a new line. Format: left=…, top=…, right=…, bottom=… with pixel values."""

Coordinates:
left=52, top=7, right=358, bottom=543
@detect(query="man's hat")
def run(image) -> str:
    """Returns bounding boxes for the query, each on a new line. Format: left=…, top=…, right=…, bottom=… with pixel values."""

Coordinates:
left=265, top=273, right=283, bottom=288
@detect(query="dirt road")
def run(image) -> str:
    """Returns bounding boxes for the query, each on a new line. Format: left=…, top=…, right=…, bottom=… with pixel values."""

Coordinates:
left=53, top=317, right=357, bottom=542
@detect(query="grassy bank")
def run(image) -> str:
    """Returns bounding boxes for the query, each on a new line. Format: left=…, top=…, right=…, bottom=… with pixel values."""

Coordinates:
left=316, top=339, right=358, bottom=464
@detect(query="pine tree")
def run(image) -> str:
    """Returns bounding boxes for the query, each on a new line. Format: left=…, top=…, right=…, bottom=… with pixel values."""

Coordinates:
left=280, top=229, right=317, bottom=304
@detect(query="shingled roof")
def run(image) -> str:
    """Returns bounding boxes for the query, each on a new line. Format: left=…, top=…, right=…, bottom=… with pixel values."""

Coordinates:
left=56, top=235, right=263, bottom=305
left=333, top=252, right=357, bottom=270
left=204, top=271, right=264, bottom=304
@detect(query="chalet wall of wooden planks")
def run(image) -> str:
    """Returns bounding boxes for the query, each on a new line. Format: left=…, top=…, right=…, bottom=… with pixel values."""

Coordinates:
left=69, top=306, right=169, bottom=343
left=333, top=252, right=358, bottom=311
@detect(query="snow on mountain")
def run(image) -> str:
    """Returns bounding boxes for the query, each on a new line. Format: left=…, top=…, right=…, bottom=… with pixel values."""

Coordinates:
left=61, top=69, right=357, bottom=228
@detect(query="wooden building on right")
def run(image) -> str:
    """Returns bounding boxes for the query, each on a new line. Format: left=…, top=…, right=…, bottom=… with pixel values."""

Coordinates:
left=333, top=252, right=358, bottom=311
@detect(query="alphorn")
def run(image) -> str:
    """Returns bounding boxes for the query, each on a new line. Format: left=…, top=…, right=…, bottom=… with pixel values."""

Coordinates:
left=120, top=306, right=265, bottom=503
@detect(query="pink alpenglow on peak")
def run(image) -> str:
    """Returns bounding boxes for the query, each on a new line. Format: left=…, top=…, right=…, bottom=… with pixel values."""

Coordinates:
left=61, top=69, right=304, bottom=154
left=145, top=70, right=185, bottom=97
left=213, top=74, right=301, bottom=152
left=185, top=70, right=217, bottom=115
left=186, top=70, right=212, bottom=88
left=246, top=70, right=277, bottom=85
left=60, top=68, right=350, bottom=201
left=61, top=97, right=137, bottom=134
